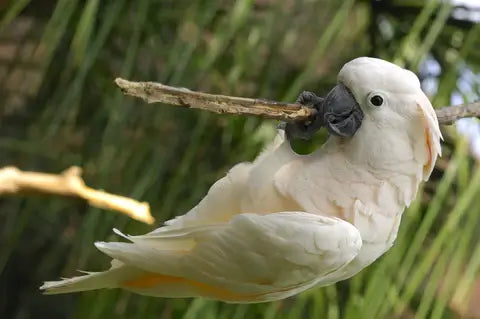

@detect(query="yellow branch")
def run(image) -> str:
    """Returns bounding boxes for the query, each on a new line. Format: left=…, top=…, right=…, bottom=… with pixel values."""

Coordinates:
left=0, top=166, right=154, bottom=225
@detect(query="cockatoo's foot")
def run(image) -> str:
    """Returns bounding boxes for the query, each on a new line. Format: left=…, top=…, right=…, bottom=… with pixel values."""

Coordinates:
left=281, top=91, right=325, bottom=141
left=295, top=91, right=324, bottom=107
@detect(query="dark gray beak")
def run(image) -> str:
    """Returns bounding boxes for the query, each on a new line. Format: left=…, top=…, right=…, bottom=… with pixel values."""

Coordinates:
left=322, top=83, right=364, bottom=137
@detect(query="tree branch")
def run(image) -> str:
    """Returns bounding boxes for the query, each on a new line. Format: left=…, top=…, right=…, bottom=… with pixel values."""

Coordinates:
left=0, top=166, right=155, bottom=224
left=434, top=101, right=480, bottom=125
left=114, top=78, right=312, bottom=122
left=115, top=78, right=480, bottom=125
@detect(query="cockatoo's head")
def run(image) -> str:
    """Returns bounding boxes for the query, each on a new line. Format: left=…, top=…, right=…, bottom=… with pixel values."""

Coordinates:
left=322, top=57, right=442, bottom=178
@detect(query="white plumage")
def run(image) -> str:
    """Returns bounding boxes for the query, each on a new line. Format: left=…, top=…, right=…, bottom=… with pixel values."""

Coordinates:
left=41, top=57, right=442, bottom=302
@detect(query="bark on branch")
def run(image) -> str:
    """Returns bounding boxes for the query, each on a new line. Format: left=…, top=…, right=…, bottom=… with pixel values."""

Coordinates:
left=115, top=78, right=480, bottom=125
left=434, top=101, right=480, bottom=125
left=115, top=78, right=312, bottom=122
left=0, top=166, right=154, bottom=224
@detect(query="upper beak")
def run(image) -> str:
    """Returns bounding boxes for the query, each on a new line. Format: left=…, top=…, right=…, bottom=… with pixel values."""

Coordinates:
left=322, top=83, right=364, bottom=137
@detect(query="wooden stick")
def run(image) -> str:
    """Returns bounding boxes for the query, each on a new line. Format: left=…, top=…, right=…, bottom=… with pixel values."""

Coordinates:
left=435, top=101, right=480, bottom=125
left=0, top=166, right=155, bottom=224
left=115, top=78, right=480, bottom=125
left=114, top=78, right=312, bottom=122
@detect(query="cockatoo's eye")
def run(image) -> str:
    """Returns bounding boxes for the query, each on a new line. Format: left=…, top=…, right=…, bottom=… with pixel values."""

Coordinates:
left=370, top=95, right=383, bottom=106
left=367, top=92, right=385, bottom=108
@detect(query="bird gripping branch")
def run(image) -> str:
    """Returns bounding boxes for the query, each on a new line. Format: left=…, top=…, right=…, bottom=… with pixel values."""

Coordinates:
left=114, top=77, right=480, bottom=127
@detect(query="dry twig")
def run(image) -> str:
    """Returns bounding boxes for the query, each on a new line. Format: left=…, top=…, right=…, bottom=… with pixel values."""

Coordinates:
left=0, top=166, right=154, bottom=224
left=435, top=101, right=480, bottom=125
left=114, top=78, right=312, bottom=122
left=115, top=78, right=480, bottom=125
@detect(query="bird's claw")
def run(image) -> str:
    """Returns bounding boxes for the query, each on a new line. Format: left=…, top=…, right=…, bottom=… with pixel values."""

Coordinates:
left=280, top=91, right=325, bottom=141
left=295, top=91, right=323, bottom=108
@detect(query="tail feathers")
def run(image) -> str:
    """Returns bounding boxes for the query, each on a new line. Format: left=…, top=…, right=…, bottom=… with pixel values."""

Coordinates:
left=40, top=265, right=139, bottom=294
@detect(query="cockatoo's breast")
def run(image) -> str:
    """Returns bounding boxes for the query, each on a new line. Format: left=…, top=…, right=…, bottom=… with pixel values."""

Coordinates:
left=314, top=114, right=436, bottom=277
left=271, top=113, right=435, bottom=282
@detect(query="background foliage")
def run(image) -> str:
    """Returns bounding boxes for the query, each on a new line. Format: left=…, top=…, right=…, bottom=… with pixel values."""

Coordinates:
left=1, top=0, right=480, bottom=318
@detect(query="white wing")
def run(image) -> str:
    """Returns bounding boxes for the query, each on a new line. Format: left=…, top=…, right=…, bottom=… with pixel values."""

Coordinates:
left=95, top=212, right=362, bottom=302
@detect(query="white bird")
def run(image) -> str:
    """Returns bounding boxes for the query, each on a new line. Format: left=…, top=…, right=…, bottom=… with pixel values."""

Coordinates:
left=41, top=57, right=442, bottom=303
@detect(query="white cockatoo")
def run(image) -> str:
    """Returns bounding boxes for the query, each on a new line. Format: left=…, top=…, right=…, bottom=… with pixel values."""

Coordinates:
left=41, top=57, right=442, bottom=303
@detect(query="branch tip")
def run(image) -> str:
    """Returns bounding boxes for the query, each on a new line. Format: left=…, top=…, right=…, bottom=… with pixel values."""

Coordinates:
left=0, top=166, right=155, bottom=225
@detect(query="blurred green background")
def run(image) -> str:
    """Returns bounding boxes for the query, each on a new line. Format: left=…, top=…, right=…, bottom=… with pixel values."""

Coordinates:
left=1, top=0, right=480, bottom=318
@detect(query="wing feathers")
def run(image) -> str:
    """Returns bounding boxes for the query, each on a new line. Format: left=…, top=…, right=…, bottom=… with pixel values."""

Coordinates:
left=43, top=212, right=361, bottom=302
left=98, top=212, right=361, bottom=296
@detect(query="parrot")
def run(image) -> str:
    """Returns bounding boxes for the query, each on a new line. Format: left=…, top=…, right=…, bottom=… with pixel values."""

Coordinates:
left=41, top=57, right=442, bottom=303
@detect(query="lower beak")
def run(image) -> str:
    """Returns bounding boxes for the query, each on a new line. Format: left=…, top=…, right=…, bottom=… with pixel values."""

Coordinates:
left=322, top=83, right=364, bottom=137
